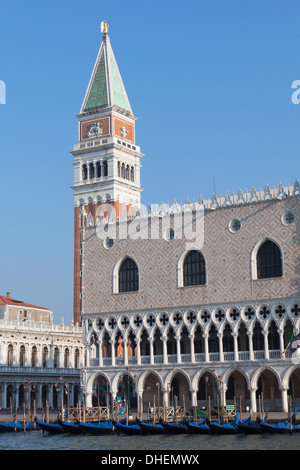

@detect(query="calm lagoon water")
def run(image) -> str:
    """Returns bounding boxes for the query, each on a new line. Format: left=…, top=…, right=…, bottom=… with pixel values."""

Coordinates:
left=0, top=428, right=300, bottom=451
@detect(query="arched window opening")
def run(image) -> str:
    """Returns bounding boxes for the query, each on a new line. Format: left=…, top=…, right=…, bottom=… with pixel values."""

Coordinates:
left=102, top=160, right=108, bottom=177
left=130, top=166, right=134, bottom=182
left=82, top=164, right=87, bottom=180
left=42, top=347, right=48, bottom=368
left=20, top=345, right=25, bottom=367
left=268, top=320, right=280, bottom=350
left=257, top=240, right=282, bottom=279
left=8, top=344, right=13, bottom=366
left=89, top=162, right=95, bottom=179
left=54, top=347, right=59, bottom=368
left=167, top=327, right=176, bottom=355
left=64, top=348, right=70, bottom=368
left=74, top=348, right=80, bottom=369
left=96, top=161, right=101, bottom=178
left=31, top=346, right=37, bottom=367
left=121, top=163, right=125, bottom=178
left=253, top=322, right=264, bottom=351
left=208, top=325, right=219, bottom=353
left=119, top=258, right=139, bottom=293
left=183, top=250, right=206, bottom=286
left=140, top=329, right=150, bottom=356
left=222, top=324, right=233, bottom=352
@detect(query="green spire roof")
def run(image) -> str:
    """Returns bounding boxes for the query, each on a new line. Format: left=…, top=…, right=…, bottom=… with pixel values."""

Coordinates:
left=81, top=33, right=132, bottom=114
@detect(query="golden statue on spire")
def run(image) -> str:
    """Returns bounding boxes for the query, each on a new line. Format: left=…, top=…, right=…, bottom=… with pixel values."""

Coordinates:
left=101, top=21, right=109, bottom=35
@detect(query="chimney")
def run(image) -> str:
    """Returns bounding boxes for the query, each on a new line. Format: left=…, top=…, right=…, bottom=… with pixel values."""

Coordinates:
left=6, top=292, right=11, bottom=298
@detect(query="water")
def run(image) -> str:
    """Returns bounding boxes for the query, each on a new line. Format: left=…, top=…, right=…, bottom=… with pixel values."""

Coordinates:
left=0, top=428, right=300, bottom=451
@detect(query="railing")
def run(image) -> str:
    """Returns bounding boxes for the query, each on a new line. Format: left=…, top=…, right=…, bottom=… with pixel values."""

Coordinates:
left=0, top=366, right=80, bottom=375
left=223, top=352, right=235, bottom=361
left=0, top=319, right=82, bottom=333
left=209, top=352, right=219, bottom=362
left=238, top=351, right=250, bottom=361
left=254, top=350, right=265, bottom=360
left=95, top=350, right=290, bottom=368
left=66, top=406, right=110, bottom=422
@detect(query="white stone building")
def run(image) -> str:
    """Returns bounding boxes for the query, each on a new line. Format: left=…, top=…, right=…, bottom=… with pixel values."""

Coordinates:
left=0, top=293, right=84, bottom=411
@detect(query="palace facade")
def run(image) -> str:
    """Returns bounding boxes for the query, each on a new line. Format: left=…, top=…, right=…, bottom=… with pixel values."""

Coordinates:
left=72, top=23, right=300, bottom=414
left=0, top=294, right=84, bottom=411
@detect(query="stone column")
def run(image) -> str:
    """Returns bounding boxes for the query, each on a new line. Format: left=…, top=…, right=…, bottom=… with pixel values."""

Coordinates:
left=98, top=340, right=103, bottom=367
left=189, top=334, right=195, bottom=363
left=163, top=336, right=168, bottom=364
left=250, top=387, right=257, bottom=413
left=86, top=344, right=90, bottom=367
left=85, top=392, right=92, bottom=408
left=111, top=339, right=115, bottom=366
left=233, top=332, right=239, bottom=362
left=0, top=341, right=7, bottom=365
left=280, top=386, right=289, bottom=413
left=150, top=339, right=154, bottom=365
left=37, top=384, right=42, bottom=409
left=263, top=331, right=269, bottom=359
left=175, top=336, right=181, bottom=364
left=279, top=329, right=285, bottom=359
left=0, top=384, right=6, bottom=409
left=220, top=383, right=226, bottom=409
left=137, top=390, right=143, bottom=418
left=15, top=385, right=20, bottom=409
left=124, top=339, right=128, bottom=367
left=191, top=389, right=197, bottom=408
left=218, top=334, right=224, bottom=362
left=163, top=388, right=169, bottom=408
left=203, top=334, right=209, bottom=362
left=136, top=339, right=141, bottom=365
left=248, top=332, right=254, bottom=361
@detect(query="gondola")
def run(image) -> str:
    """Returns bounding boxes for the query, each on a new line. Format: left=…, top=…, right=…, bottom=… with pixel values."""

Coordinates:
left=58, top=420, right=83, bottom=434
left=184, top=418, right=210, bottom=434
left=112, top=419, right=143, bottom=435
left=237, top=416, right=263, bottom=434
left=259, top=407, right=300, bottom=434
left=260, top=419, right=300, bottom=434
left=35, top=418, right=64, bottom=434
left=0, top=420, right=35, bottom=432
left=159, top=419, right=187, bottom=434
left=136, top=419, right=165, bottom=434
left=208, top=412, right=241, bottom=435
left=78, top=420, right=114, bottom=434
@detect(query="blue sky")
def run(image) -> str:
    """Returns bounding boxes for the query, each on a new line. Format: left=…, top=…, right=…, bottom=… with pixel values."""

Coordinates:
left=0, top=0, right=299, bottom=324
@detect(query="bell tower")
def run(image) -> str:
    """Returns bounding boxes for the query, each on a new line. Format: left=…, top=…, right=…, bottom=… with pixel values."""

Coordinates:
left=71, top=22, right=143, bottom=325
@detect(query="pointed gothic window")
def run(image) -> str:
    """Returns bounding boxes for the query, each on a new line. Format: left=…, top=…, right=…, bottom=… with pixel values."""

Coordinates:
left=183, top=250, right=206, bottom=286
left=121, top=163, right=125, bottom=178
left=257, top=240, right=282, bottom=279
left=96, top=161, right=101, bottom=178
left=89, top=162, right=95, bottom=179
left=119, top=257, right=139, bottom=293
left=82, top=164, right=87, bottom=180
left=102, top=160, right=108, bottom=177
left=130, top=166, right=134, bottom=182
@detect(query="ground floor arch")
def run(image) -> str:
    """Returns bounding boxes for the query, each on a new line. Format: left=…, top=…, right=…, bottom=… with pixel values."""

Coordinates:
left=84, top=363, right=300, bottom=415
